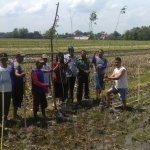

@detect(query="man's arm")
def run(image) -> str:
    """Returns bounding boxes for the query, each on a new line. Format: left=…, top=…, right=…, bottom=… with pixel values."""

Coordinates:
left=108, top=69, right=125, bottom=80
left=91, top=55, right=96, bottom=64
left=15, top=69, right=25, bottom=77
left=41, top=68, right=52, bottom=73
left=100, top=59, right=107, bottom=69
left=104, top=71, right=115, bottom=81
left=14, top=62, right=25, bottom=77
left=52, top=61, right=59, bottom=72
left=77, top=61, right=85, bottom=72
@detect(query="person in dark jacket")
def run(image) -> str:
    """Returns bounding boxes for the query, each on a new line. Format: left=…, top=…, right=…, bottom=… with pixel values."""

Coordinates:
left=52, top=52, right=71, bottom=106
left=11, top=51, right=26, bottom=119
left=31, top=58, right=50, bottom=120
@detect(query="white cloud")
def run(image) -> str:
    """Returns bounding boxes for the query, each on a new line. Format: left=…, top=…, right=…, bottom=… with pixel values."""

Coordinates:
left=0, top=1, right=20, bottom=17
left=1, top=0, right=150, bottom=34
left=110, top=4, right=119, bottom=9
left=25, top=1, right=48, bottom=14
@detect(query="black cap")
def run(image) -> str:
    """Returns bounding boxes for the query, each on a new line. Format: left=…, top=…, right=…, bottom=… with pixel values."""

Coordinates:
left=0, top=53, right=8, bottom=60
left=16, top=51, right=25, bottom=57
left=68, top=46, right=74, bottom=51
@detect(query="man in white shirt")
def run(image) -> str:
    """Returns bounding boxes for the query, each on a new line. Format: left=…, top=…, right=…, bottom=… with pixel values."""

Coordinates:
left=0, top=53, right=12, bottom=122
left=104, top=57, right=128, bottom=110
left=64, top=46, right=77, bottom=103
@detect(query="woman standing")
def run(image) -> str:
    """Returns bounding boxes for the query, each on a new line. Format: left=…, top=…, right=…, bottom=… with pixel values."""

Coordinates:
left=52, top=52, right=71, bottom=106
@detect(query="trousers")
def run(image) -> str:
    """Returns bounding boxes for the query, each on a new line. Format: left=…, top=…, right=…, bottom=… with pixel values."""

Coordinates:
left=0, top=92, right=11, bottom=121
left=77, top=74, right=89, bottom=102
left=66, top=77, right=76, bottom=102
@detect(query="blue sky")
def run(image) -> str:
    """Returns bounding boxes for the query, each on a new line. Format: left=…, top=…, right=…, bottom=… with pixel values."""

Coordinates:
left=0, top=0, right=150, bottom=34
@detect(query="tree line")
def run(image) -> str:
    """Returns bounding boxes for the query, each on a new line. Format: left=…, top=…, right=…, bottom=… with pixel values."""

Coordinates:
left=122, top=26, right=150, bottom=40
left=0, top=28, right=42, bottom=39
left=0, top=26, right=150, bottom=40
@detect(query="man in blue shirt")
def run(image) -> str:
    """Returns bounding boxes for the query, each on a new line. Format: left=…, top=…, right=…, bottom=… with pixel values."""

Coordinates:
left=92, top=49, right=107, bottom=100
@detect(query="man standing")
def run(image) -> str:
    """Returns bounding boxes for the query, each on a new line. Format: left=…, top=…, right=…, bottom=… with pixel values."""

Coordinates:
left=64, top=46, right=77, bottom=103
left=11, top=52, right=26, bottom=119
left=92, top=49, right=107, bottom=100
left=0, top=53, right=12, bottom=122
left=41, top=54, right=51, bottom=98
left=77, top=50, right=90, bottom=105
left=104, top=57, right=128, bottom=110
left=31, top=58, right=50, bottom=120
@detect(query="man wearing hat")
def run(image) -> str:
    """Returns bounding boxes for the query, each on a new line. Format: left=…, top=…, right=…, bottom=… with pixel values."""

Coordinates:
left=0, top=53, right=12, bottom=122
left=64, top=46, right=78, bottom=103
left=11, top=51, right=26, bottom=119
left=31, top=58, right=50, bottom=120
left=41, top=54, right=52, bottom=98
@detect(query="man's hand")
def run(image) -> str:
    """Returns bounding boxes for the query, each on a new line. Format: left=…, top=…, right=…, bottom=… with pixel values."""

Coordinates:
left=103, top=78, right=108, bottom=81
left=96, top=65, right=100, bottom=69
left=49, top=68, right=53, bottom=72
left=85, top=70, right=90, bottom=74
left=104, top=74, right=108, bottom=78
left=21, top=73, right=26, bottom=77
left=103, top=74, right=109, bottom=81
left=67, top=58, right=71, bottom=63
left=46, top=84, right=49, bottom=87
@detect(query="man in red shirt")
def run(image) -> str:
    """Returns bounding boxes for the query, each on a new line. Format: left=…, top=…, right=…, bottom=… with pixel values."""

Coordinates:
left=31, top=58, right=50, bottom=120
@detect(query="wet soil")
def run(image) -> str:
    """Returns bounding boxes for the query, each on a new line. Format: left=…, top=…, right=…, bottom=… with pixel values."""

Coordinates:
left=1, top=98, right=150, bottom=150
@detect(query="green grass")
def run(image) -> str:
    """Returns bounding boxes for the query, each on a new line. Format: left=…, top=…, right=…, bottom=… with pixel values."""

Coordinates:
left=0, top=38, right=150, bottom=54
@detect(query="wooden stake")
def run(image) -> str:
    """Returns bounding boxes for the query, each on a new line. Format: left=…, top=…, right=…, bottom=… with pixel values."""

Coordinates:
left=23, top=76, right=27, bottom=130
left=138, top=63, right=140, bottom=104
left=1, top=85, right=4, bottom=150
left=50, top=2, right=59, bottom=110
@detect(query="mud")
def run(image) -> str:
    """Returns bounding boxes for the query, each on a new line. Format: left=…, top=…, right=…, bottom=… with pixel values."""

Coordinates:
left=1, top=99, right=150, bottom=150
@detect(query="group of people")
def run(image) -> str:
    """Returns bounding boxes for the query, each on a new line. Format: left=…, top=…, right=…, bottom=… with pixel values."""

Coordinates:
left=0, top=46, right=128, bottom=122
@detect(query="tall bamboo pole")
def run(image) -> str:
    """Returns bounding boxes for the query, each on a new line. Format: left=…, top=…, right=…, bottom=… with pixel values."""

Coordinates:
left=23, top=76, right=27, bottom=130
left=138, top=63, right=140, bottom=104
left=1, top=85, right=4, bottom=150
left=50, top=2, right=59, bottom=110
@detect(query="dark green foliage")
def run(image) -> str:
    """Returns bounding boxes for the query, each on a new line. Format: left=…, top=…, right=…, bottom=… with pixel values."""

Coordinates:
left=123, top=26, right=150, bottom=40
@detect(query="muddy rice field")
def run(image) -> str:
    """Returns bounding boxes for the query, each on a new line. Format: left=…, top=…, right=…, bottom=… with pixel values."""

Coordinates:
left=1, top=51, right=150, bottom=150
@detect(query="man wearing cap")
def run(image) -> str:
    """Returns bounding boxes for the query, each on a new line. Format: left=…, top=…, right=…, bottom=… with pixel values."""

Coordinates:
left=64, top=46, right=77, bottom=103
left=41, top=54, right=51, bottom=98
left=31, top=58, right=50, bottom=120
left=0, top=53, right=12, bottom=122
left=11, top=51, right=26, bottom=119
